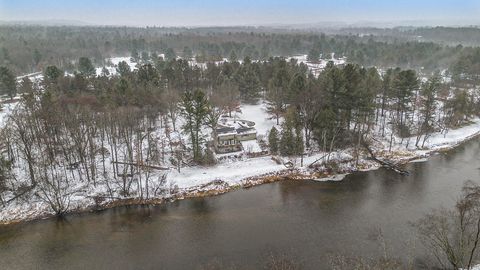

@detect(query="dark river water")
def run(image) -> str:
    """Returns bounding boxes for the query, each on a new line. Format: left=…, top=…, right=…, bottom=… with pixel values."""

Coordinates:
left=1, top=139, right=480, bottom=270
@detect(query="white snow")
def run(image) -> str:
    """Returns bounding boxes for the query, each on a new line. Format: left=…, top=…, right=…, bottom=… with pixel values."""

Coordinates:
left=241, top=140, right=262, bottom=154
left=313, top=173, right=349, bottom=182
left=169, top=156, right=284, bottom=189
left=235, top=102, right=279, bottom=136
left=288, top=53, right=347, bottom=77
left=95, top=56, right=138, bottom=77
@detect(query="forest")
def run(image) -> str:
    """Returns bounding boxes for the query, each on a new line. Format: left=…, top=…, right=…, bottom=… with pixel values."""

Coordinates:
left=0, top=49, right=479, bottom=216
left=2, top=25, right=480, bottom=76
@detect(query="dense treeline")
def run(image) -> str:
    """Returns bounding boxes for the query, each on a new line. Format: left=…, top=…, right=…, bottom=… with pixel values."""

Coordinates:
left=0, top=25, right=475, bottom=75
left=0, top=55, right=478, bottom=215
left=451, top=47, right=480, bottom=82
left=333, top=26, right=480, bottom=46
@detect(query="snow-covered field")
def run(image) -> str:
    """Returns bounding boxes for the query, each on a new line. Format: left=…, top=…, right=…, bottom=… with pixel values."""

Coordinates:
left=289, top=53, right=347, bottom=76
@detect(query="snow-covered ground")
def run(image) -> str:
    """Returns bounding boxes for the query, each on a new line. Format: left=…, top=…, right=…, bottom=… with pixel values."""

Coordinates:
left=95, top=56, right=138, bottom=77
left=289, top=53, right=347, bottom=77
left=15, top=52, right=345, bottom=86
left=2, top=95, right=480, bottom=225
left=0, top=101, right=16, bottom=126
left=96, top=53, right=345, bottom=79
left=1, top=53, right=478, bottom=225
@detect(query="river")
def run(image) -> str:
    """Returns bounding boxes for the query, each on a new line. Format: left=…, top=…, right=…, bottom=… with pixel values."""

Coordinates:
left=1, top=139, right=480, bottom=269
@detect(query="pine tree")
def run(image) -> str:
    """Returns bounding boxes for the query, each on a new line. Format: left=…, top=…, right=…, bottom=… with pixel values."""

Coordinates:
left=266, top=66, right=289, bottom=124
left=237, top=64, right=261, bottom=101
left=229, top=50, right=238, bottom=62
left=268, top=126, right=279, bottom=155
left=19, top=77, right=33, bottom=95
left=78, top=57, right=95, bottom=77
left=417, top=74, right=440, bottom=147
left=116, top=61, right=131, bottom=77
left=295, top=126, right=304, bottom=155
left=280, top=120, right=295, bottom=156
left=446, top=89, right=471, bottom=127
left=393, top=70, right=418, bottom=128
left=307, top=47, right=320, bottom=63
left=101, top=67, right=110, bottom=77
left=141, top=51, right=149, bottom=62
left=0, top=66, right=16, bottom=99
left=131, top=49, right=139, bottom=61
left=183, top=46, right=193, bottom=59
left=44, top=65, right=63, bottom=82
left=165, top=48, right=176, bottom=61
left=33, top=49, right=42, bottom=66
left=288, top=72, right=306, bottom=106
left=180, top=90, right=210, bottom=161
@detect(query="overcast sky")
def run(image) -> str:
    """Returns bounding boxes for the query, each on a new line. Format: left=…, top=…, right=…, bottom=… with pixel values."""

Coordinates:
left=1, top=0, right=479, bottom=27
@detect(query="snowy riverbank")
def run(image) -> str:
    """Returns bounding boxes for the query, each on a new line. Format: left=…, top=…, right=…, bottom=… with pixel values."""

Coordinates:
left=1, top=114, right=480, bottom=225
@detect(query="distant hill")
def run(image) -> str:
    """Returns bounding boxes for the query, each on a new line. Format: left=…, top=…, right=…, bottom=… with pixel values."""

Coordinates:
left=0, top=19, right=90, bottom=26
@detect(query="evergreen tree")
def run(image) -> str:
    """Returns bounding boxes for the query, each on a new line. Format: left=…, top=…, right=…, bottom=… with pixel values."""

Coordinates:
left=137, top=64, right=159, bottom=88
left=116, top=61, right=131, bottom=77
left=266, top=65, right=289, bottom=124
left=279, top=107, right=303, bottom=156
left=33, top=49, right=42, bottom=66
left=295, top=126, right=304, bottom=156
left=229, top=50, right=238, bottom=62
left=19, top=77, right=33, bottom=95
left=237, top=63, right=261, bottom=101
left=393, top=69, right=418, bottom=128
left=183, top=46, right=193, bottom=59
left=101, top=67, right=110, bottom=77
left=131, top=49, right=139, bottom=61
left=268, top=126, right=279, bottom=155
left=165, top=48, right=176, bottom=61
left=78, top=57, right=95, bottom=77
left=313, top=107, right=338, bottom=152
left=141, top=51, right=149, bottom=62
left=280, top=120, right=295, bottom=156
left=307, top=47, right=320, bottom=63
left=446, top=89, right=471, bottom=127
left=417, top=74, right=440, bottom=147
left=180, top=90, right=210, bottom=161
left=0, top=66, right=16, bottom=99
left=288, top=72, right=306, bottom=105
left=44, top=65, right=63, bottom=82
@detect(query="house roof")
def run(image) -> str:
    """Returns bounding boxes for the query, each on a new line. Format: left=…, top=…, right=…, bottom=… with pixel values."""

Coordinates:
left=216, top=118, right=257, bottom=136
left=216, top=126, right=239, bottom=137
left=236, top=127, right=256, bottom=135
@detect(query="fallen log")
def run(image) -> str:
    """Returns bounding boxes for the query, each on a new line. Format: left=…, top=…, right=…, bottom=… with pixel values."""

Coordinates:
left=308, top=153, right=329, bottom=168
left=362, top=141, right=410, bottom=176
left=4, top=183, right=37, bottom=205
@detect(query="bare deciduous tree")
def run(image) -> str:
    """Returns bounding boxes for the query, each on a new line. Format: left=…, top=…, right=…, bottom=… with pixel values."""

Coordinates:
left=416, top=181, right=480, bottom=270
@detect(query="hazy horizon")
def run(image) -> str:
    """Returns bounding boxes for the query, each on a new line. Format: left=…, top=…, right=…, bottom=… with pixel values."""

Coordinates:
left=1, top=0, right=480, bottom=27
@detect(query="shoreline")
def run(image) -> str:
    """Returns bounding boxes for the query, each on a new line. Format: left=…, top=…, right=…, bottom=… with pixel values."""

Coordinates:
left=2, top=128, right=479, bottom=227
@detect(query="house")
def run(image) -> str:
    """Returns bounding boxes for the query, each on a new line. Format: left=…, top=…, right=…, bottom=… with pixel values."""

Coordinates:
left=213, top=119, right=257, bottom=154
